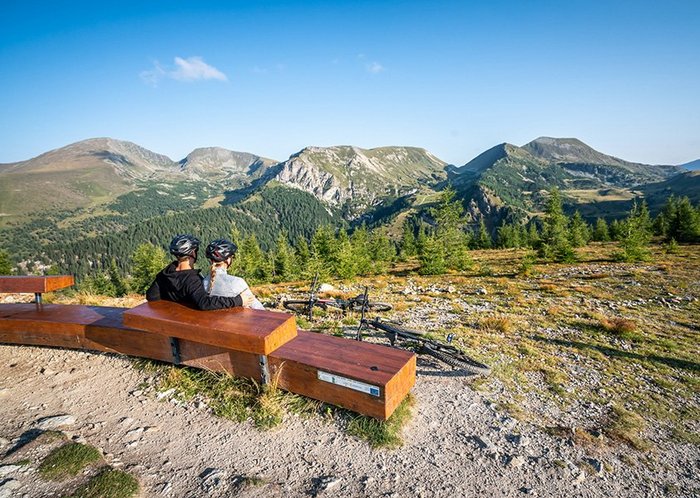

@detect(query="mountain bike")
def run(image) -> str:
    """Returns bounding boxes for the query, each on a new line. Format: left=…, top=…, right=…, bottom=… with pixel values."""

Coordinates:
left=282, top=274, right=392, bottom=320
left=355, top=288, right=491, bottom=376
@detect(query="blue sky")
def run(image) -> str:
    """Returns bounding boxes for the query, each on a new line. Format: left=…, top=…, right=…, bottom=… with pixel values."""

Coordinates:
left=1, top=0, right=699, bottom=166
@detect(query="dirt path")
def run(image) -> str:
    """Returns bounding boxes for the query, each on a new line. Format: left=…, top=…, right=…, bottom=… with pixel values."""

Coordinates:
left=1, top=344, right=695, bottom=497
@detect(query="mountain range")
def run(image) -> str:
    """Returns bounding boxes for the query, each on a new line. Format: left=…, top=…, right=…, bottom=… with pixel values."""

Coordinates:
left=1, top=136, right=697, bottom=241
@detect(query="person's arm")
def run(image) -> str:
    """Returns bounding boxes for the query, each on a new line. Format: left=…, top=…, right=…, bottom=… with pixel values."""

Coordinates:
left=184, top=273, right=243, bottom=310
left=146, top=277, right=161, bottom=301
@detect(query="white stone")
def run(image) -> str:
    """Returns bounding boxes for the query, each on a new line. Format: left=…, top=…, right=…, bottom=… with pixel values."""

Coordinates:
left=36, top=414, right=76, bottom=429
left=0, top=465, right=21, bottom=477
left=0, top=479, right=20, bottom=498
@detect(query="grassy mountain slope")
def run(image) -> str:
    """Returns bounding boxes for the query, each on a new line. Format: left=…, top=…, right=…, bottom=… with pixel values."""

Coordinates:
left=522, top=137, right=681, bottom=186
left=0, top=138, right=178, bottom=223
left=31, top=183, right=339, bottom=279
left=0, top=139, right=278, bottom=226
left=680, top=159, right=700, bottom=171
left=178, top=147, right=278, bottom=184
left=449, top=138, right=690, bottom=224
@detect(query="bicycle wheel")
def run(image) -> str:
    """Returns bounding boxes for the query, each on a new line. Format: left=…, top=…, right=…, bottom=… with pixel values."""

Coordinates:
left=283, top=301, right=312, bottom=314
left=350, top=301, right=393, bottom=312
left=367, top=302, right=392, bottom=312
left=369, top=318, right=427, bottom=338
left=420, top=343, right=491, bottom=376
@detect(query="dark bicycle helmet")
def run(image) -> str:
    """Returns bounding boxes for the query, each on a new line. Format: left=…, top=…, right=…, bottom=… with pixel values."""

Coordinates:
left=169, top=234, right=200, bottom=258
left=205, top=239, right=238, bottom=262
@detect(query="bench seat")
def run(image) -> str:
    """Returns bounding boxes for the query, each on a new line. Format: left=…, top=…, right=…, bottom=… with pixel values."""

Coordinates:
left=269, top=331, right=416, bottom=420
left=123, top=301, right=297, bottom=355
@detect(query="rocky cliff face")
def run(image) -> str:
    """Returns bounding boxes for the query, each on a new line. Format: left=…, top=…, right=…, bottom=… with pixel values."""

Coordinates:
left=270, top=145, right=447, bottom=216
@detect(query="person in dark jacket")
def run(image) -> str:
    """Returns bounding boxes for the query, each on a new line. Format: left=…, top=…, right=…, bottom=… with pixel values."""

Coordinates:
left=146, top=234, right=255, bottom=310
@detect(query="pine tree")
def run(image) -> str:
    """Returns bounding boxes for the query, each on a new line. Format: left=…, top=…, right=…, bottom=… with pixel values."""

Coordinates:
left=294, top=235, right=311, bottom=275
left=350, top=225, right=372, bottom=275
left=108, top=259, right=128, bottom=297
left=130, top=243, right=169, bottom=294
left=399, top=220, right=417, bottom=258
left=654, top=195, right=676, bottom=238
left=526, top=222, right=540, bottom=248
left=419, top=233, right=446, bottom=275
left=675, top=196, right=700, bottom=242
left=416, top=225, right=428, bottom=256
left=592, top=218, right=611, bottom=242
left=615, top=199, right=653, bottom=262
left=430, top=187, right=471, bottom=270
left=0, top=250, right=12, bottom=275
left=497, top=221, right=521, bottom=249
left=609, top=219, right=624, bottom=241
left=368, top=230, right=395, bottom=274
left=568, top=211, right=590, bottom=248
left=307, top=225, right=336, bottom=279
left=311, top=225, right=337, bottom=262
left=334, top=228, right=357, bottom=279
left=273, top=232, right=296, bottom=283
left=238, top=234, right=267, bottom=282
left=475, top=218, right=492, bottom=249
left=81, top=271, right=116, bottom=296
left=538, top=189, right=576, bottom=262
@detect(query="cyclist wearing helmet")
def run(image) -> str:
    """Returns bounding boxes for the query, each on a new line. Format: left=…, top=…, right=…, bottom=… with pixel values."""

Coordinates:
left=203, top=239, right=264, bottom=310
left=146, top=234, right=255, bottom=310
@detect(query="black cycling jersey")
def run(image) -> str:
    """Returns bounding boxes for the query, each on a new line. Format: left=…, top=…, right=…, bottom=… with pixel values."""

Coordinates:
left=146, top=261, right=242, bottom=310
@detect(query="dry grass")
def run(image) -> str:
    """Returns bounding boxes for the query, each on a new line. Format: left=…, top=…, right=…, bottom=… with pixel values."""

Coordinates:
left=478, top=315, right=515, bottom=334
left=604, top=405, right=651, bottom=451
left=51, top=244, right=700, bottom=452
left=599, top=317, right=638, bottom=335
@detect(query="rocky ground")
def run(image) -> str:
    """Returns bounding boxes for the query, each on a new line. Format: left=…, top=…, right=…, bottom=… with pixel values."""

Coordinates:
left=1, top=245, right=698, bottom=497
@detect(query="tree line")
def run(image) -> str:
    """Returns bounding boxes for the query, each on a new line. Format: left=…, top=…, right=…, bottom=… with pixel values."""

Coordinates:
left=1, top=187, right=698, bottom=294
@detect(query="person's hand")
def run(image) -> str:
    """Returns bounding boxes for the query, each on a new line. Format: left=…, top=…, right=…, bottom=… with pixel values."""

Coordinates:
left=239, top=288, right=256, bottom=308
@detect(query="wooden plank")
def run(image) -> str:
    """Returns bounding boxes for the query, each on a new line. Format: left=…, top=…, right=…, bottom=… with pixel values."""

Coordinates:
left=0, top=304, right=95, bottom=349
left=178, top=342, right=262, bottom=380
left=0, top=276, right=74, bottom=293
left=0, top=304, right=264, bottom=379
left=269, top=331, right=416, bottom=420
left=123, top=301, right=297, bottom=355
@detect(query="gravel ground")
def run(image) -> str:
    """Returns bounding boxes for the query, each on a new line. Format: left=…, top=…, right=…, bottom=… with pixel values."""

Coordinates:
left=1, top=344, right=698, bottom=497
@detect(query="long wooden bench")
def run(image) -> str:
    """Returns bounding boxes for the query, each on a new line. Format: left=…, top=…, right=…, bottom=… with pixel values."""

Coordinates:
left=0, top=301, right=416, bottom=420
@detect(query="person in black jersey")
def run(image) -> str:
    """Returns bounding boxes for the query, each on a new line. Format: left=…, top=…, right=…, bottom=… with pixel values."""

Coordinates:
left=146, top=234, right=256, bottom=310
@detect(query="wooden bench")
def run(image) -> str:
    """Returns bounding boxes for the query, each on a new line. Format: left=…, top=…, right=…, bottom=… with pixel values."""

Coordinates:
left=269, top=331, right=416, bottom=420
left=0, top=275, right=75, bottom=304
left=0, top=300, right=416, bottom=420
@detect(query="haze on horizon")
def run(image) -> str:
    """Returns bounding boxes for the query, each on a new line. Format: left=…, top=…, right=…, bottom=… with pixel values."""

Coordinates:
left=1, top=0, right=699, bottom=167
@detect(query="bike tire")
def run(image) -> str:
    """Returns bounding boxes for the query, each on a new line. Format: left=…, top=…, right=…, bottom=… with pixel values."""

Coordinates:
left=351, top=301, right=393, bottom=312
left=368, top=318, right=427, bottom=338
left=421, top=343, right=491, bottom=376
left=283, top=301, right=312, bottom=314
